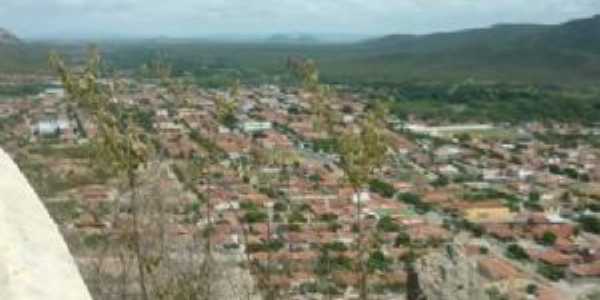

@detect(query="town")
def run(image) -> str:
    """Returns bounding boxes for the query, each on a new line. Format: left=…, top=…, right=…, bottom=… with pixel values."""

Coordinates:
left=1, top=68, right=600, bottom=300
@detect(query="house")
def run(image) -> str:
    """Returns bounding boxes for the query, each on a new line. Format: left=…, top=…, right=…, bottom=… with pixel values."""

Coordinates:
left=74, top=212, right=106, bottom=230
left=258, top=131, right=293, bottom=149
left=478, top=257, right=521, bottom=281
left=423, top=190, right=454, bottom=205
left=483, top=169, right=508, bottom=182
left=78, top=185, right=115, bottom=204
left=164, top=138, right=199, bottom=159
left=529, top=223, right=575, bottom=240
left=484, top=224, right=517, bottom=241
left=215, top=134, right=250, bottom=158
left=435, top=145, right=462, bottom=160
left=156, top=122, right=185, bottom=138
left=438, top=164, right=460, bottom=177
left=536, top=286, right=566, bottom=300
left=393, top=181, right=414, bottom=193
left=569, top=261, right=600, bottom=277
left=530, top=249, right=575, bottom=267
left=32, top=119, right=70, bottom=136
left=406, top=224, right=450, bottom=243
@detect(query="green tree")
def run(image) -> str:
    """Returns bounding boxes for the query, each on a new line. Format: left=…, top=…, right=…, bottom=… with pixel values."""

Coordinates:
left=367, top=250, right=390, bottom=272
left=369, top=179, right=396, bottom=198
left=528, top=191, right=541, bottom=202
left=377, top=216, right=400, bottom=232
left=398, top=193, right=421, bottom=205
left=394, top=232, right=411, bottom=247
left=526, top=284, right=538, bottom=295
left=505, top=244, right=529, bottom=261
left=540, top=231, right=557, bottom=246
left=537, top=264, right=565, bottom=281
left=579, top=215, right=600, bottom=234
left=244, top=209, right=268, bottom=223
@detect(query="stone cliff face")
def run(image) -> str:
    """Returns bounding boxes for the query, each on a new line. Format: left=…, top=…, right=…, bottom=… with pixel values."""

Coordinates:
left=0, top=148, right=92, bottom=300
left=412, top=243, right=489, bottom=300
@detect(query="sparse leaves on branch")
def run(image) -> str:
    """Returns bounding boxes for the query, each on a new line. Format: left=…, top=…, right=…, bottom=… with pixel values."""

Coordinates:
left=50, top=47, right=152, bottom=175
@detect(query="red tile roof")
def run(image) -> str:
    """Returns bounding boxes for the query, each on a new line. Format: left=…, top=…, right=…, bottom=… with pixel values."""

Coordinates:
left=478, top=257, right=521, bottom=281
left=532, top=249, right=574, bottom=266
left=570, top=261, right=600, bottom=277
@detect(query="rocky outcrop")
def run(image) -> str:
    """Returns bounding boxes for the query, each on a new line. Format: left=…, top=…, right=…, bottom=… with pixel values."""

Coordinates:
left=0, top=148, right=92, bottom=300
left=412, top=243, right=489, bottom=300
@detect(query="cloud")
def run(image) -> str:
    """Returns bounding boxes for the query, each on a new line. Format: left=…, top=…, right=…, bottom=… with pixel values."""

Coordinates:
left=1, top=0, right=599, bottom=38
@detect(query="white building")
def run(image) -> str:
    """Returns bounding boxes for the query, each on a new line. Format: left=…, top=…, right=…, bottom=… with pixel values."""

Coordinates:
left=44, top=88, right=65, bottom=98
left=32, top=119, right=70, bottom=136
left=405, top=123, right=494, bottom=137
left=352, top=191, right=371, bottom=204
left=242, top=121, right=272, bottom=133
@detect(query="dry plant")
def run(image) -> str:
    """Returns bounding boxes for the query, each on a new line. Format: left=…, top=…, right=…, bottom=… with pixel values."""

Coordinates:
left=51, top=48, right=256, bottom=300
left=51, top=48, right=156, bottom=300
left=292, top=59, right=391, bottom=300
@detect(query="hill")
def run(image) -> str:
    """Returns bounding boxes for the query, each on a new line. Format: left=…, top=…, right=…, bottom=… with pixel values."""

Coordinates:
left=0, top=28, right=21, bottom=45
left=267, top=33, right=319, bottom=44
left=364, top=14, right=600, bottom=55
left=340, top=14, right=600, bottom=84
left=530, top=14, right=600, bottom=53
left=98, top=14, right=600, bottom=85
left=2, top=15, right=600, bottom=84
left=0, top=29, right=52, bottom=73
left=364, top=23, right=549, bottom=54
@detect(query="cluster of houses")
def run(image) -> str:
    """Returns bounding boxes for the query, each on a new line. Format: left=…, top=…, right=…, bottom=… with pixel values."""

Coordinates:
left=2, top=78, right=600, bottom=299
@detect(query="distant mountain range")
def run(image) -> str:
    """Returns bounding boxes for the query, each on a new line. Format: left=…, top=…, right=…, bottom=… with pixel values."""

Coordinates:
left=1, top=15, right=600, bottom=84
left=267, top=33, right=319, bottom=44
left=365, top=14, right=600, bottom=56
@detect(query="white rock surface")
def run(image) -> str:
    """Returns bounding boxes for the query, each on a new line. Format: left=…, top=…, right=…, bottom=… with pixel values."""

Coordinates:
left=0, top=148, right=92, bottom=300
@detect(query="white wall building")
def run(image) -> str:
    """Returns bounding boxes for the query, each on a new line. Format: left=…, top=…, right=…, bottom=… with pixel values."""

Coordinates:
left=242, top=121, right=272, bottom=133
left=32, top=119, right=70, bottom=136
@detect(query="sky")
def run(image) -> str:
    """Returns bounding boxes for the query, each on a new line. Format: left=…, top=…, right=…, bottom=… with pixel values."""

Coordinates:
left=2, top=0, right=600, bottom=39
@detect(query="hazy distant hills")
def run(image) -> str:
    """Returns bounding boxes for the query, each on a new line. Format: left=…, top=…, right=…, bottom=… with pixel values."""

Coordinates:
left=2, top=15, right=600, bottom=84
left=364, top=24, right=550, bottom=53
left=531, top=14, right=600, bottom=53
left=0, top=28, right=27, bottom=72
left=365, top=14, right=600, bottom=54
left=342, top=14, right=600, bottom=83
left=267, top=33, right=319, bottom=44
left=0, top=28, right=51, bottom=73
left=0, top=28, right=21, bottom=45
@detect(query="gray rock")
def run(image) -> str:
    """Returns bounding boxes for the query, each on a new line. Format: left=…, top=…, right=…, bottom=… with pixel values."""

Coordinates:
left=0, top=148, right=92, bottom=300
left=414, top=243, right=489, bottom=300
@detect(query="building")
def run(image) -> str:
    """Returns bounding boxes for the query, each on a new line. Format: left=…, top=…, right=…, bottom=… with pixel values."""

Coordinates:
left=478, top=257, right=521, bottom=281
left=405, top=123, right=494, bottom=137
left=31, top=119, right=71, bottom=136
left=44, top=87, right=65, bottom=98
left=242, top=121, right=272, bottom=133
